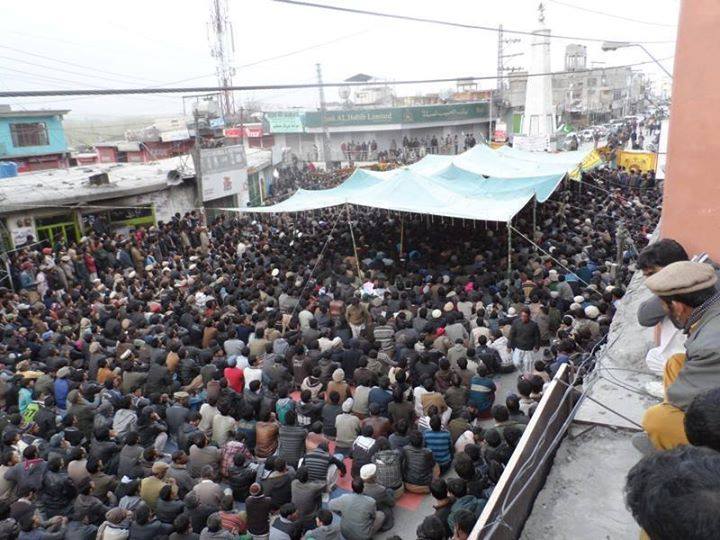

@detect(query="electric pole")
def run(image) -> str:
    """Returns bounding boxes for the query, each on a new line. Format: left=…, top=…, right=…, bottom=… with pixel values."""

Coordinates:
left=316, top=63, right=331, bottom=167
left=208, top=0, right=236, bottom=123
left=496, top=24, right=522, bottom=104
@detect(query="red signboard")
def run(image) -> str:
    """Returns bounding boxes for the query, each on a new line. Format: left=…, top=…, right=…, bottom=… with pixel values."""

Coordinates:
left=223, top=128, right=244, bottom=138
left=223, top=125, right=264, bottom=138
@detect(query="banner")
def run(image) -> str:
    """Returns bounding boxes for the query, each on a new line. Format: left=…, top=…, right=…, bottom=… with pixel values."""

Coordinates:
left=616, top=150, right=658, bottom=174
left=569, top=148, right=604, bottom=181
left=302, top=102, right=489, bottom=128
left=264, top=111, right=305, bottom=133
left=196, top=145, right=248, bottom=202
left=512, top=135, right=550, bottom=152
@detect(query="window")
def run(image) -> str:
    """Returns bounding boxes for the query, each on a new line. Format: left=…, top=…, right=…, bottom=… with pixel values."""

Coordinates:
left=10, top=122, right=49, bottom=147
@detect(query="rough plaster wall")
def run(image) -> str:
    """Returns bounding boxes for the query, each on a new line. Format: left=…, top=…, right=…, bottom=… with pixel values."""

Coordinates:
left=113, top=183, right=196, bottom=225
left=520, top=426, right=640, bottom=540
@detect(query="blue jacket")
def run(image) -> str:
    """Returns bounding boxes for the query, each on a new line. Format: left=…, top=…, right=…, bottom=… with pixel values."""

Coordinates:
left=54, top=378, right=70, bottom=409
left=469, top=375, right=496, bottom=412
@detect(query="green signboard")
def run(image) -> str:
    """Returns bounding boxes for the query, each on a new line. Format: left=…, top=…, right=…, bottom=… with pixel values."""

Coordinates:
left=303, top=102, right=490, bottom=129
left=264, top=111, right=305, bottom=133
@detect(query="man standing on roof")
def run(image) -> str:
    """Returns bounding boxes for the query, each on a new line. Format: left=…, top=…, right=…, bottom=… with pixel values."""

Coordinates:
left=508, top=307, right=541, bottom=374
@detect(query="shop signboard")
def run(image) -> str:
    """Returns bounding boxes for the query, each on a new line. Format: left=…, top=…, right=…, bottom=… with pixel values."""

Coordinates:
left=302, top=102, right=490, bottom=128
left=197, top=145, right=248, bottom=202
left=264, top=111, right=305, bottom=133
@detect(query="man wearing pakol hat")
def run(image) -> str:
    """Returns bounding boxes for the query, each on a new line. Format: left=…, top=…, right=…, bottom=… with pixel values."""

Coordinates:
left=139, top=460, right=176, bottom=509
left=639, top=261, right=720, bottom=451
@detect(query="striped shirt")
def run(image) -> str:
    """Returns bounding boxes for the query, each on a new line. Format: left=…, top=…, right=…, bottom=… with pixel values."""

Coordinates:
left=373, top=325, right=395, bottom=353
left=423, top=429, right=452, bottom=465
left=278, top=425, right=307, bottom=468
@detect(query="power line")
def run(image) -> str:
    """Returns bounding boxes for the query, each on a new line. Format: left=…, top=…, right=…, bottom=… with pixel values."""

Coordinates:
left=0, top=57, right=672, bottom=98
left=547, top=0, right=677, bottom=28
left=0, top=55, right=161, bottom=86
left=273, top=0, right=676, bottom=44
left=0, top=44, right=161, bottom=84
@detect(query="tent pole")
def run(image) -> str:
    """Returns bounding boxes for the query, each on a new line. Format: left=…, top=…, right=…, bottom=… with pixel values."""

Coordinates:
left=532, top=198, right=537, bottom=244
left=507, top=221, right=512, bottom=281
left=346, top=204, right=362, bottom=281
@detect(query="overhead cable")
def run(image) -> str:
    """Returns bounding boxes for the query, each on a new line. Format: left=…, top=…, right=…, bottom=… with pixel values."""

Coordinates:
left=0, top=56, right=673, bottom=98
left=273, top=0, right=676, bottom=44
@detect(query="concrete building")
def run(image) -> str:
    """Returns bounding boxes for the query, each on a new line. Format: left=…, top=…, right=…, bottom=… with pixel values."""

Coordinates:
left=266, top=102, right=492, bottom=162
left=0, top=157, right=196, bottom=250
left=0, top=105, right=70, bottom=171
left=95, top=139, right=195, bottom=164
left=507, top=45, right=648, bottom=131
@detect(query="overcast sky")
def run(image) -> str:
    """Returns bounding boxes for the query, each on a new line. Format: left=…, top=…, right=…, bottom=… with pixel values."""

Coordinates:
left=0, top=0, right=679, bottom=120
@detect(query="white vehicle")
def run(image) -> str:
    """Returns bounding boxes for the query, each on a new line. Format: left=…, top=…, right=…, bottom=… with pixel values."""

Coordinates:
left=580, top=129, right=595, bottom=142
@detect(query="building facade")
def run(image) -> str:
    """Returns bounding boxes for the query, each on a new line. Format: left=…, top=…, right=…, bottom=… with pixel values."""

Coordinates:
left=507, top=45, right=648, bottom=131
left=0, top=158, right=197, bottom=250
left=266, top=102, right=493, bottom=162
left=0, top=106, right=70, bottom=171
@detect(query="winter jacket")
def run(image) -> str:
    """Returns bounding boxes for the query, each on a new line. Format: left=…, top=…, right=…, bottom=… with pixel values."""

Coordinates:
left=39, top=469, right=76, bottom=517
left=401, top=446, right=435, bottom=487
left=4, top=459, right=47, bottom=494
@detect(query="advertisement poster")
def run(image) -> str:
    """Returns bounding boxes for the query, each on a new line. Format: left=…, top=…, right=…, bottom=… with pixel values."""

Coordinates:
left=197, top=145, right=248, bottom=202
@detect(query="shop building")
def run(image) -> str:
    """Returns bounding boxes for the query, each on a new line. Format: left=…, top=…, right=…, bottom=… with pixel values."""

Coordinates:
left=0, top=157, right=196, bottom=250
left=265, top=102, right=493, bottom=163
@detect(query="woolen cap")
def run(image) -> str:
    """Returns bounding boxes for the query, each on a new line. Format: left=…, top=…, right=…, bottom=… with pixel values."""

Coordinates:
left=645, top=261, right=717, bottom=297
left=151, top=461, right=169, bottom=474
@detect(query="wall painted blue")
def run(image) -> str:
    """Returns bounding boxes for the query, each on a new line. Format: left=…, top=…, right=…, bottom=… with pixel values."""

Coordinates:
left=0, top=113, right=68, bottom=158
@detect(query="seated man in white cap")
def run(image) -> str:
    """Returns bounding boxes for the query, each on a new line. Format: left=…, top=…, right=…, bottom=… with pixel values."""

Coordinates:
left=360, top=463, right=395, bottom=532
left=640, top=261, right=720, bottom=451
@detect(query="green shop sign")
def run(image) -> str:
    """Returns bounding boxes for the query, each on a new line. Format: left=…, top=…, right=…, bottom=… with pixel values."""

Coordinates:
left=303, top=102, right=489, bottom=128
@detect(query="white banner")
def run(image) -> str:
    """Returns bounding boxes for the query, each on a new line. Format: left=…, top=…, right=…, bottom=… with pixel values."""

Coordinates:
left=513, top=135, right=550, bottom=152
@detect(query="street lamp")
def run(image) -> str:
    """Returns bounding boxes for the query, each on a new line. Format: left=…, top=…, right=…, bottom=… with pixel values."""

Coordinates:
left=601, top=41, right=673, bottom=79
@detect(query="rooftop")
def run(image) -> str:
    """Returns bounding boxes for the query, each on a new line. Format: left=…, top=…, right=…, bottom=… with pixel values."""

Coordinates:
left=0, top=106, right=70, bottom=118
left=0, top=146, right=273, bottom=213
left=0, top=156, right=194, bottom=213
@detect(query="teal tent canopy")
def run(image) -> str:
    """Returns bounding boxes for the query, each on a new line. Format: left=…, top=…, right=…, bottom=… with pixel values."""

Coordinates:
left=232, top=144, right=591, bottom=222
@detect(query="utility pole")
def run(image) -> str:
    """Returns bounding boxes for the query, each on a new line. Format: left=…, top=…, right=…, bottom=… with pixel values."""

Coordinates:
left=496, top=25, right=522, bottom=105
left=208, top=0, right=236, bottom=123
left=193, top=109, right=204, bottom=210
left=316, top=63, right=331, bottom=167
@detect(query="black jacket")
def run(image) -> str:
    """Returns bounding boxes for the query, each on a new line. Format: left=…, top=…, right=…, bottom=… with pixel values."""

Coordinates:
left=508, top=319, right=541, bottom=351
left=39, top=469, right=76, bottom=518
